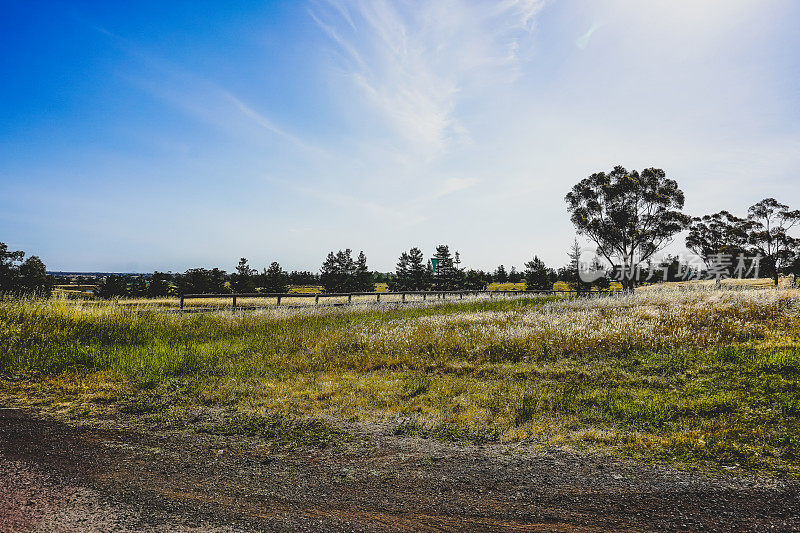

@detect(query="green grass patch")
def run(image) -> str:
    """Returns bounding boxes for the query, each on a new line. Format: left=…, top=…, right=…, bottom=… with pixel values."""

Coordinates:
left=3, top=291, right=800, bottom=473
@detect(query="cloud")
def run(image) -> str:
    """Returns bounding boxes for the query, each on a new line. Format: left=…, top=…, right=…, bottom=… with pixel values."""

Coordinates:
left=430, top=177, right=478, bottom=199
left=90, top=24, right=320, bottom=155
left=311, top=0, right=548, bottom=154
left=575, top=21, right=603, bottom=49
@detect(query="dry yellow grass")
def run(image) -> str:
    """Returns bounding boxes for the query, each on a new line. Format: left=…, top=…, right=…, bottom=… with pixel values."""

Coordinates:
left=3, top=287, right=800, bottom=472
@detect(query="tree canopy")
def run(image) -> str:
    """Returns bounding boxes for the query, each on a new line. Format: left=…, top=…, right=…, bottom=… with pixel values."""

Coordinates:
left=565, top=166, right=690, bottom=290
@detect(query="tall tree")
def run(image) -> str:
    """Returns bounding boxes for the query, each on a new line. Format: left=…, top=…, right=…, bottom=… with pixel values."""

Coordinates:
left=565, top=166, right=691, bottom=291
left=747, top=198, right=800, bottom=286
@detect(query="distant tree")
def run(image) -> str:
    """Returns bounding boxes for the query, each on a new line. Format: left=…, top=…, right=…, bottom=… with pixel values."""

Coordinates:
left=320, top=252, right=339, bottom=292
left=524, top=256, right=555, bottom=291
left=178, top=268, right=228, bottom=294
left=288, top=270, right=318, bottom=286
left=589, top=256, right=611, bottom=289
left=18, top=256, right=51, bottom=296
left=493, top=265, right=508, bottom=283
left=232, top=258, right=256, bottom=293
left=464, top=269, right=488, bottom=290
left=129, top=276, right=148, bottom=297
left=395, top=252, right=411, bottom=291
left=565, top=166, right=691, bottom=291
left=558, top=239, right=592, bottom=294
left=262, top=262, right=289, bottom=293
left=686, top=211, right=752, bottom=280
left=147, top=271, right=173, bottom=297
left=746, top=198, right=800, bottom=286
left=408, top=247, right=428, bottom=290
left=508, top=266, right=523, bottom=283
left=432, top=245, right=458, bottom=290
left=320, top=249, right=359, bottom=292
left=424, top=260, right=435, bottom=290
left=96, top=275, right=129, bottom=298
left=355, top=251, right=373, bottom=291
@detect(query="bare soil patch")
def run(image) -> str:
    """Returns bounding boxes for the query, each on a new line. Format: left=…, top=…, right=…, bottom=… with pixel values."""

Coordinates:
left=1, top=408, right=799, bottom=532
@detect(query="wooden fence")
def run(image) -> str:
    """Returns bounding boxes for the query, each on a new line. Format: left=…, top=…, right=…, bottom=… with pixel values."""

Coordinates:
left=177, top=289, right=621, bottom=313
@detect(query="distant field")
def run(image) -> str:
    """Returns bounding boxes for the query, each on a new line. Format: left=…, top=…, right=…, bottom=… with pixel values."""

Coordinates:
left=2, top=287, right=800, bottom=474
left=486, top=282, right=526, bottom=291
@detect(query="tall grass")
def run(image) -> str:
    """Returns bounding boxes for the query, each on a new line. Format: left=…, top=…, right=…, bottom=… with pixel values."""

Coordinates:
left=2, top=289, right=800, bottom=472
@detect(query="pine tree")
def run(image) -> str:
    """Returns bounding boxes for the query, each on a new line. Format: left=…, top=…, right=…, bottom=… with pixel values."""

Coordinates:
left=494, top=265, right=508, bottom=283
left=407, top=247, right=427, bottom=290
left=263, top=261, right=289, bottom=293
left=321, top=249, right=360, bottom=292
left=232, top=258, right=256, bottom=293
left=320, top=251, right=339, bottom=292
left=395, top=252, right=411, bottom=291
left=524, top=256, right=553, bottom=291
left=355, top=251, right=373, bottom=291
left=433, top=244, right=455, bottom=289
left=562, top=239, right=592, bottom=294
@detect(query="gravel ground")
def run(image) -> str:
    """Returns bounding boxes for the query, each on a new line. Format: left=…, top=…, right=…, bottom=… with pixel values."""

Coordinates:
left=1, top=407, right=799, bottom=532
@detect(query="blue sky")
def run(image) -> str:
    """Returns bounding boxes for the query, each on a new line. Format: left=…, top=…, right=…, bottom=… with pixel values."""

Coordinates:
left=1, top=0, right=799, bottom=273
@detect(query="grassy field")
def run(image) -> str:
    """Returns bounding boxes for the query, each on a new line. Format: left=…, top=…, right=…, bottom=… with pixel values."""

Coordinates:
left=2, top=287, right=800, bottom=474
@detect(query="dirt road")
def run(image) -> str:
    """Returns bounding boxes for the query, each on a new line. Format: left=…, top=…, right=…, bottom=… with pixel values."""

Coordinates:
left=1, top=408, right=798, bottom=532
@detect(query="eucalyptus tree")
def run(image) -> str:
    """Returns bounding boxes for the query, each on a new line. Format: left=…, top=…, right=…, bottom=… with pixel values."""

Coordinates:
left=746, top=198, right=800, bottom=286
left=565, top=166, right=691, bottom=292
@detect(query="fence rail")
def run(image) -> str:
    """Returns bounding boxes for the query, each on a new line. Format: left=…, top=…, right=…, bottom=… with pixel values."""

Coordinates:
left=177, top=289, right=621, bottom=312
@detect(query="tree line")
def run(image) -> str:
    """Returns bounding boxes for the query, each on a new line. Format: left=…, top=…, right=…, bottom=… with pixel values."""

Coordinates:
left=87, top=244, right=608, bottom=298
left=8, top=165, right=799, bottom=299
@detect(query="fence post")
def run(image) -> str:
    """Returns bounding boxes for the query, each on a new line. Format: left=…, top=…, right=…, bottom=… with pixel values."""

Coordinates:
left=402, top=293, right=406, bottom=303
left=315, top=295, right=320, bottom=305
left=423, top=293, right=427, bottom=301
left=348, top=294, right=352, bottom=304
left=277, top=295, right=281, bottom=306
left=232, top=295, right=237, bottom=310
left=377, top=293, right=381, bottom=303
left=180, top=295, right=184, bottom=311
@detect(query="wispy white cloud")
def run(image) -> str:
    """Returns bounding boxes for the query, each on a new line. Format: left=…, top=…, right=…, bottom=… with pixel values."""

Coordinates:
left=91, top=25, right=321, bottom=155
left=311, top=0, right=547, bottom=154
left=576, top=21, right=603, bottom=49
